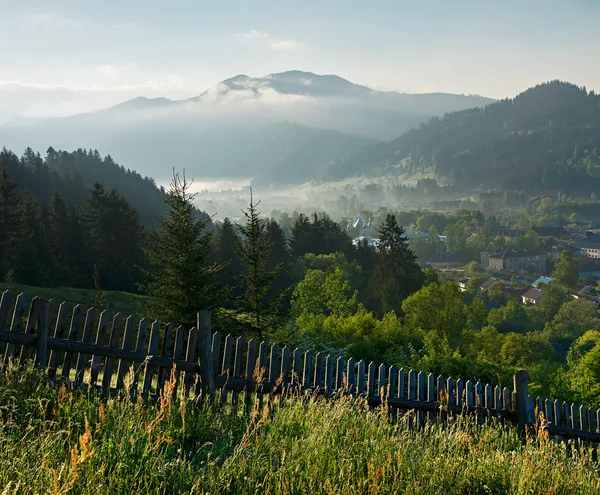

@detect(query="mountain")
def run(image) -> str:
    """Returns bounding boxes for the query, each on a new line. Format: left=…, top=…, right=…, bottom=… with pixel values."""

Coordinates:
left=323, top=81, right=600, bottom=195
left=0, top=71, right=493, bottom=186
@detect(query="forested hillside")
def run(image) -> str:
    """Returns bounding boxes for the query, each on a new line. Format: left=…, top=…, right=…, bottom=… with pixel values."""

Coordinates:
left=323, top=81, right=600, bottom=195
left=0, top=147, right=165, bottom=225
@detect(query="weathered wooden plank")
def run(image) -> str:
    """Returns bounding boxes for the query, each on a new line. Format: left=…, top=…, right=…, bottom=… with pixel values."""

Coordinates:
left=580, top=405, right=588, bottom=432
left=142, top=321, right=161, bottom=396
left=131, top=318, right=149, bottom=393
left=19, top=297, right=42, bottom=364
left=89, top=311, right=110, bottom=386
left=485, top=384, right=493, bottom=411
left=155, top=323, right=173, bottom=394
left=346, top=358, right=355, bottom=394
left=475, top=381, right=483, bottom=410
left=545, top=398, right=554, bottom=424
left=3, top=293, right=27, bottom=366
left=281, top=346, right=291, bottom=385
left=170, top=325, right=185, bottom=398
left=378, top=364, right=386, bottom=397
left=324, top=354, right=334, bottom=395
left=536, top=396, right=543, bottom=421
left=357, top=360, right=366, bottom=396
left=303, top=351, right=312, bottom=389
left=503, top=387, right=511, bottom=412
left=61, top=305, right=84, bottom=379
left=269, top=344, right=280, bottom=385
left=456, top=378, right=464, bottom=408
left=563, top=402, right=571, bottom=430
left=447, top=377, right=455, bottom=409
left=211, top=331, right=222, bottom=376
left=336, top=356, right=344, bottom=390
left=571, top=403, right=580, bottom=431
left=75, top=308, right=97, bottom=383
left=115, top=317, right=137, bottom=390
left=418, top=371, right=426, bottom=425
left=0, top=290, right=13, bottom=330
left=102, top=314, right=123, bottom=390
left=313, top=352, right=324, bottom=389
left=494, top=386, right=501, bottom=412
left=388, top=366, right=398, bottom=400
left=526, top=394, right=535, bottom=425
left=34, top=299, right=50, bottom=368
left=408, top=370, right=416, bottom=401
left=196, top=311, right=214, bottom=399
left=292, top=347, right=302, bottom=385
left=47, top=301, right=68, bottom=371
left=244, top=339, right=257, bottom=406
left=465, top=380, right=474, bottom=409
left=253, top=341, right=268, bottom=408
left=366, top=361, right=376, bottom=398
left=231, top=336, right=244, bottom=406
left=221, top=335, right=234, bottom=376
left=554, top=399, right=562, bottom=427
left=182, top=328, right=198, bottom=397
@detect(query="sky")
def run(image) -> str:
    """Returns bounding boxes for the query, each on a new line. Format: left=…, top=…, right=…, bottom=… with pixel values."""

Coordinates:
left=1, top=0, right=599, bottom=121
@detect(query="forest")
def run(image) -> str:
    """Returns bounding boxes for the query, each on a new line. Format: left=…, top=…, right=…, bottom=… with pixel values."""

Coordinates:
left=323, top=81, right=600, bottom=195
left=2, top=146, right=600, bottom=413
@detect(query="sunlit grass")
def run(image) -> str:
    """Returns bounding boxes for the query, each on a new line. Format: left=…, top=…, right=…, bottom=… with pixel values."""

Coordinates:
left=0, top=368, right=599, bottom=494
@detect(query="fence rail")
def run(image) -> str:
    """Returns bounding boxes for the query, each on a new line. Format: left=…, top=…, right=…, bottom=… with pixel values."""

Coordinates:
left=0, top=290, right=599, bottom=443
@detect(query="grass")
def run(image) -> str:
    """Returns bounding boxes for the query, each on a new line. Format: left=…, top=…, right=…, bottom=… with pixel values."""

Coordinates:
left=1, top=369, right=599, bottom=494
left=1, top=283, right=148, bottom=319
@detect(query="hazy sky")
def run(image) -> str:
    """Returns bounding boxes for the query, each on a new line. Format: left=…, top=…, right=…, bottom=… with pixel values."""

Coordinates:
left=1, top=0, right=599, bottom=121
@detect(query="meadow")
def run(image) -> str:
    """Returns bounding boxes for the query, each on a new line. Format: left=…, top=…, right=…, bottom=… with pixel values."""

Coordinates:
left=0, top=367, right=599, bottom=494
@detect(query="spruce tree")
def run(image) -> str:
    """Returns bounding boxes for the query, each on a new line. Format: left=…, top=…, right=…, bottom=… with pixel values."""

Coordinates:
left=141, top=170, right=223, bottom=327
left=369, top=214, right=425, bottom=316
left=0, top=168, right=24, bottom=281
left=237, top=190, right=282, bottom=338
left=212, top=217, right=243, bottom=301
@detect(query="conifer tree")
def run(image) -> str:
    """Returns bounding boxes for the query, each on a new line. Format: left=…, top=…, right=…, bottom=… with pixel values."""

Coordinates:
left=212, top=217, right=243, bottom=301
left=0, top=168, right=24, bottom=281
left=369, top=214, right=424, bottom=316
left=237, top=190, right=282, bottom=338
left=141, top=170, right=223, bottom=327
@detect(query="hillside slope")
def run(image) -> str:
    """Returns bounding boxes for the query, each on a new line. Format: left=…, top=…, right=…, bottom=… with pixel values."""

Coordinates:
left=323, top=81, right=600, bottom=195
left=0, top=71, right=492, bottom=186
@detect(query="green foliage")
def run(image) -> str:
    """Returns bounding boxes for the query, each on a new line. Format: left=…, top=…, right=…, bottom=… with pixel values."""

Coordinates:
left=552, top=250, right=580, bottom=286
left=3, top=369, right=600, bottom=494
left=141, top=171, right=223, bottom=327
left=545, top=298, right=600, bottom=343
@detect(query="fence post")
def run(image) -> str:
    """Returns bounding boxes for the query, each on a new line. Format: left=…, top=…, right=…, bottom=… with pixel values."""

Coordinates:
left=198, top=310, right=214, bottom=400
left=514, top=370, right=529, bottom=435
left=35, top=299, right=50, bottom=370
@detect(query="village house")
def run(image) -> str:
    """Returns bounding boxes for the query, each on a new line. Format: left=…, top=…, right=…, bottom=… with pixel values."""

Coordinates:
left=522, top=288, right=544, bottom=305
left=481, top=249, right=547, bottom=275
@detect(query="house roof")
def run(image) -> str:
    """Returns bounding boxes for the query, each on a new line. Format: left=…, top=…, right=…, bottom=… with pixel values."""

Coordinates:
left=487, top=249, right=544, bottom=260
left=522, top=288, right=544, bottom=301
left=480, top=278, right=498, bottom=290
left=532, top=276, right=553, bottom=287
left=575, top=242, right=600, bottom=250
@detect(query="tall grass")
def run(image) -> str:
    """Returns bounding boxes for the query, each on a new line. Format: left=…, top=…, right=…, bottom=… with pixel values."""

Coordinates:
left=0, top=368, right=599, bottom=494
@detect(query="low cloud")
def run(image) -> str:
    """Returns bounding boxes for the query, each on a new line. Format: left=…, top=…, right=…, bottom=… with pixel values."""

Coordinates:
left=235, top=30, right=307, bottom=52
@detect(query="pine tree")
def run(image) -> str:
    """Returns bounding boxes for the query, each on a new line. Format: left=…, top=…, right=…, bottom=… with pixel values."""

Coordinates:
left=141, top=170, right=223, bottom=327
left=212, top=217, right=243, bottom=302
left=369, top=214, right=425, bottom=316
left=264, top=219, right=292, bottom=304
left=0, top=168, right=24, bottom=281
left=15, top=193, right=50, bottom=285
left=237, top=190, right=283, bottom=338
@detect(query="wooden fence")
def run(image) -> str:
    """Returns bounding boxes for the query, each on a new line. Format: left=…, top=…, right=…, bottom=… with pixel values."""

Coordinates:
left=1, top=290, right=599, bottom=443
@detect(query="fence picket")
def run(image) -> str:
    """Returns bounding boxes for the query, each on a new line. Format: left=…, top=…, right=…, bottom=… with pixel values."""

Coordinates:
left=580, top=405, right=588, bottom=432
left=244, top=339, right=256, bottom=406
left=61, top=305, right=84, bottom=379
left=0, top=289, right=12, bottom=357
left=231, top=336, right=244, bottom=407
left=456, top=378, right=464, bottom=409
left=494, top=386, right=501, bottom=411
left=366, top=362, right=376, bottom=398
left=545, top=398, right=554, bottom=424
left=255, top=341, right=268, bottom=408
left=47, top=301, right=68, bottom=372
left=563, top=402, right=571, bottom=430
left=324, top=354, right=334, bottom=395
left=75, top=308, right=97, bottom=383
left=346, top=358, right=355, bottom=395
left=418, top=372, right=425, bottom=426
left=378, top=364, right=386, bottom=397
left=447, top=377, right=455, bottom=409
left=554, top=399, right=562, bottom=427
left=115, top=317, right=137, bottom=390
left=292, top=347, right=302, bottom=385
left=571, top=403, right=580, bottom=430
left=357, top=360, right=366, bottom=396
left=19, top=297, right=42, bottom=364
left=211, top=332, right=222, bottom=376
left=313, top=352, right=324, bottom=390
left=465, top=380, right=474, bottom=409
left=485, top=384, right=493, bottom=411
left=503, top=387, right=511, bottom=412
left=3, top=293, right=27, bottom=367
left=155, top=323, right=173, bottom=396
left=388, top=366, right=398, bottom=415
left=427, top=373, right=434, bottom=421
left=89, top=311, right=110, bottom=386
left=142, top=321, right=161, bottom=396
left=281, top=346, right=291, bottom=386
left=130, top=319, right=148, bottom=394
left=169, top=325, right=185, bottom=399
left=336, top=356, right=344, bottom=390
left=303, top=351, right=312, bottom=390
left=102, top=314, right=123, bottom=390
